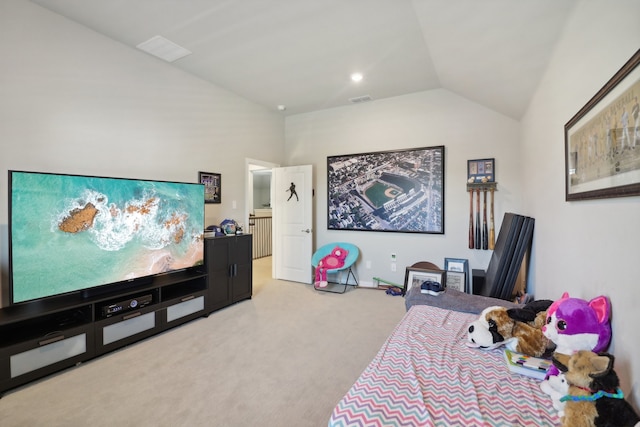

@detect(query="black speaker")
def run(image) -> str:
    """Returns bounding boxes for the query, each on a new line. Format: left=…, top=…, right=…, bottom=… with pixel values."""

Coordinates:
left=472, top=269, right=486, bottom=295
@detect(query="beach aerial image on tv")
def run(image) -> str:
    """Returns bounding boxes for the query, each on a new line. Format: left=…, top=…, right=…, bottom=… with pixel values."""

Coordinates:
left=10, top=171, right=204, bottom=303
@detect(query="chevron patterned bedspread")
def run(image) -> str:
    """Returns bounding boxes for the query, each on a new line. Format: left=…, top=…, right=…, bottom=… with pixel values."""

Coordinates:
left=329, top=305, right=559, bottom=427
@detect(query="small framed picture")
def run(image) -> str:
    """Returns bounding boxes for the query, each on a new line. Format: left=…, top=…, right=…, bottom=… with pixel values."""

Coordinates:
left=199, top=172, right=221, bottom=204
left=467, top=158, right=495, bottom=183
left=445, top=271, right=466, bottom=292
left=404, top=267, right=446, bottom=293
left=444, top=258, right=471, bottom=293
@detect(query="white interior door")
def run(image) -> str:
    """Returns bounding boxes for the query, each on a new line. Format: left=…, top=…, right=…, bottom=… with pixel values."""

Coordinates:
left=273, top=165, right=313, bottom=283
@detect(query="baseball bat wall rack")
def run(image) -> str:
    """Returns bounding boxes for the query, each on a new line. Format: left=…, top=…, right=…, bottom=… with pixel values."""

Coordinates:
left=467, top=182, right=497, bottom=251
left=466, top=182, right=497, bottom=191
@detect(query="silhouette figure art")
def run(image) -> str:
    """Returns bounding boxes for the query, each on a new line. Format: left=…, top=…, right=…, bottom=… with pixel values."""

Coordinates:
left=287, top=182, right=299, bottom=201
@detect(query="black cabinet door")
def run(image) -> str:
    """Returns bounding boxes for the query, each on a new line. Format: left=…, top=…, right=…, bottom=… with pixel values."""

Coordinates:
left=205, top=235, right=253, bottom=311
left=207, top=237, right=230, bottom=270
left=208, top=267, right=231, bottom=312
left=232, top=262, right=252, bottom=302
left=206, top=237, right=231, bottom=312
left=231, top=235, right=252, bottom=303
left=229, top=234, right=252, bottom=265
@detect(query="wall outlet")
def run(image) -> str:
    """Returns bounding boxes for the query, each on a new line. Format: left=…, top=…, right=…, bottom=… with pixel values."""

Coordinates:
left=365, top=260, right=372, bottom=269
left=391, top=262, right=396, bottom=272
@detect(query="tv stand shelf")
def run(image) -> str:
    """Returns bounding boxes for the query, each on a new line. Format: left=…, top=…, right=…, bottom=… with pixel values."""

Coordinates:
left=0, top=269, right=209, bottom=395
left=0, top=234, right=253, bottom=396
left=0, top=269, right=207, bottom=326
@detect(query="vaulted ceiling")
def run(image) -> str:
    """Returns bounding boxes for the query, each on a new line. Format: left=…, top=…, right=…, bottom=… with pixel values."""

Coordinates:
left=30, top=0, right=577, bottom=119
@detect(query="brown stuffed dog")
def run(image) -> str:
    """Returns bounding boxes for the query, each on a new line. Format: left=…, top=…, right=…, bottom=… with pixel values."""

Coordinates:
left=467, top=300, right=553, bottom=357
left=554, top=350, right=640, bottom=427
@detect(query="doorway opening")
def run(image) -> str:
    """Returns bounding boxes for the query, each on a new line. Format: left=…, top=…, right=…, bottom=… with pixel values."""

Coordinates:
left=245, top=158, right=278, bottom=273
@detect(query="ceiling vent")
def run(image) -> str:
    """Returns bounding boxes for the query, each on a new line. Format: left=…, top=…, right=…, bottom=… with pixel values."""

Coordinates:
left=136, top=35, right=192, bottom=62
left=349, top=95, right=373, bottom=104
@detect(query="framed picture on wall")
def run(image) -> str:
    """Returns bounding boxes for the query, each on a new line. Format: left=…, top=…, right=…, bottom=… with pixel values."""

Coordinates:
left=565, top=49, right=640, bottom=201
left=327, top=145, right=445, bottom=234
left=199, top=171, right=221, bottom=204
left=467, top=158, right=495, bottom=183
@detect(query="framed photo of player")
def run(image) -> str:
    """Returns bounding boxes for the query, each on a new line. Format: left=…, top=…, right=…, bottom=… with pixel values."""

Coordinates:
left=565, top=49, right=640, bottom=201
left=199, top=171, right=221, bottom=204
left=327, top=145, right=445, bottom=234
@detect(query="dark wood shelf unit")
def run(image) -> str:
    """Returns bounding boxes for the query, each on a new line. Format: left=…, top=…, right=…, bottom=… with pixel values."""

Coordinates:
left=0, top=235, right=253, bottom=396
left=205, top=234, right=253, bottom=312
left=0, top=266, right=212, bottom=395
left=0, top=304, right=93, bottom=348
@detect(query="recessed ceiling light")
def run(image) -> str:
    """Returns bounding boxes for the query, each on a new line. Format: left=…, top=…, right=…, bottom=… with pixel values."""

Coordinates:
left=350, top=72, right=364, bottom=83
left=277, top=105, right=286, bottom=111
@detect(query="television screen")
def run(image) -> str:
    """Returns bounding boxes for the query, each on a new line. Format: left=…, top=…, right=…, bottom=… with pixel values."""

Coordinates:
left=9, top=171, right=205, bottom=304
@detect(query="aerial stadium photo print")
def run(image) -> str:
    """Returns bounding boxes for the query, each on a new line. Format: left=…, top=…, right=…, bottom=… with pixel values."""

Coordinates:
left=327, top=145, right=444, bottom=234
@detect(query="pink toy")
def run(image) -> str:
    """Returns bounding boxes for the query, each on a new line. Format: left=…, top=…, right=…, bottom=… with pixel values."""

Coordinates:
left=539, top=292, right=612, bottom=416
left=314, top=246, right=348, bottom=288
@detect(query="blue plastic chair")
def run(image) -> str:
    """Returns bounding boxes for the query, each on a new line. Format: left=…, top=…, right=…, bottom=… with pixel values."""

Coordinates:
left=311, top=242, right=359, bottom=293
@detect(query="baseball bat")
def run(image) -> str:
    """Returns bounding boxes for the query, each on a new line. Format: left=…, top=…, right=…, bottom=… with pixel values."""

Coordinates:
left=482, top=188, right=488, bottom=250
left=489, top=187, right=495, bottom=250
left=475, top=188, right=481, bottom=249
left=468, top=190, right=474, bottom=249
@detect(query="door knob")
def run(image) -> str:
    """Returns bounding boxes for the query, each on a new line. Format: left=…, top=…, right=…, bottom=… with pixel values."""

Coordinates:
left=301, top=229, right=311, bottom=233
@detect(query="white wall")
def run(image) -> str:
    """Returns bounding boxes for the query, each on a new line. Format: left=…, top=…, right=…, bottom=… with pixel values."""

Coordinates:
left=521, top=0, right=640, bottom=408
left=285, top=0, right=640, bottom=409
left=0, top=0, right=284, bottom=303
left=285, top=89, right=522, bottom=287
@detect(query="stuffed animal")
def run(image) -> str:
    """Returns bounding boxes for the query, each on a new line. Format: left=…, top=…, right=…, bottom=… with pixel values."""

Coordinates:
left=466, top=300, right=553, bottom=357
left=540, top=293, right=612, bottom=417
left=553, top=350, right=640, bottom=427
left=543, top=293, right=611, bottom=355
left=314, top=246, right=349, bottom=288
left=544, top=373, right=569, bottom=415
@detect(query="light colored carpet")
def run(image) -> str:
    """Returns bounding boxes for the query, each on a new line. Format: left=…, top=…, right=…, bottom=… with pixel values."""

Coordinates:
left=0, top=257, right=407, bottom=427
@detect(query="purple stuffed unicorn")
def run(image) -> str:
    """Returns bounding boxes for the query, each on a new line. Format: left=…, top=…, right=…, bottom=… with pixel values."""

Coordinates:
left=539, top=292, right=612, bottom=416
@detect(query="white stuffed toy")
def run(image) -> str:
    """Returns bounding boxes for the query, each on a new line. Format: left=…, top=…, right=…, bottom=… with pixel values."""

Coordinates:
left=540, top=373, right=568, bottom=415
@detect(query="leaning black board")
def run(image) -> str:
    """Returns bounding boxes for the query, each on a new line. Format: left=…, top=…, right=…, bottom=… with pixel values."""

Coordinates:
left=500, top=216, right=535, bottom=300
left=481, top=212, right=523, bottom=299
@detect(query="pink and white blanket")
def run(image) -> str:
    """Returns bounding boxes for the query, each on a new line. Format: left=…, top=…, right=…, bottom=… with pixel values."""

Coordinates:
left=329, top=305, right=559, bottom=426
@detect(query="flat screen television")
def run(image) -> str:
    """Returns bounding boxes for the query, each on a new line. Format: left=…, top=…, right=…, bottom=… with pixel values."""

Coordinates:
left=8, top=170, right=205, bottom=304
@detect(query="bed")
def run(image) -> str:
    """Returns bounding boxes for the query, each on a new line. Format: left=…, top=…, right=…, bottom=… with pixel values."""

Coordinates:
left=404, top=285, right=521, bottom=313
left=329, top=305, right=559, bottom=426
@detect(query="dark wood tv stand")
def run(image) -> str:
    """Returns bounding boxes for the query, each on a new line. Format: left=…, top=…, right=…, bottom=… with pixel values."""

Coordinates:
left=0, top=234, right=252, bottom=396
